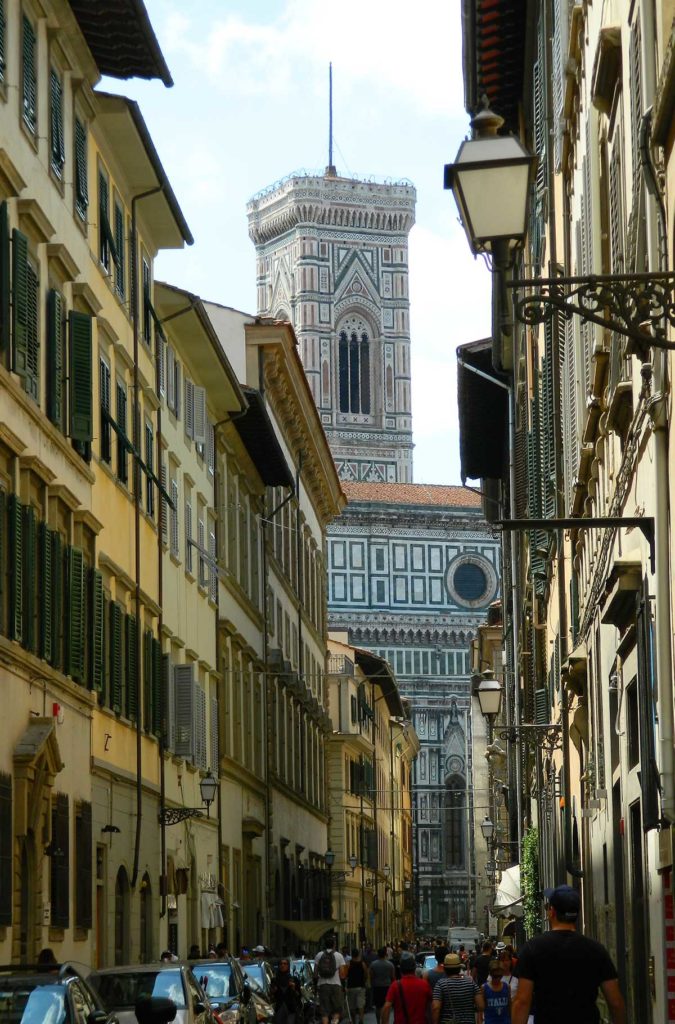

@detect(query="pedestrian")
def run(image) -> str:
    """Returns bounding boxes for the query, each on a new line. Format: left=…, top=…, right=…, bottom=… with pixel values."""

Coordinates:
left=314, top=936, right=347, bottom=1024
left=472, top=940, right=493, bottom=986
left=380, top=952, right=431, bottom=1024
left=497, top=950, right=518, bottom=999
left=369, top=946, right=396, bottom=1016
left=431, top=953, right=484, bottom=1024
left=346, top=948, right=368, bottom=1024
left=423, top=948, right=446, bottom=993
left=482, top=959, right=511, bottom=1023
left=187, top=944, right=201, bottom=960
left=37, top=948, right=58, bottom=973
left=271, top=957, right=300, bottom=1024
left=511, top=885, right=626, bottom=1024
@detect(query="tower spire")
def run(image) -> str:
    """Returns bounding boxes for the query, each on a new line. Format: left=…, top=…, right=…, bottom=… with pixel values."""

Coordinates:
left=326, top=62, right=337, bottom=177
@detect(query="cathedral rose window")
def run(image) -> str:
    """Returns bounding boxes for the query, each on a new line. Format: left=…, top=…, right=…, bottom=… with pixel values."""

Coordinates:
left=445, top=553, right=497, bottom=608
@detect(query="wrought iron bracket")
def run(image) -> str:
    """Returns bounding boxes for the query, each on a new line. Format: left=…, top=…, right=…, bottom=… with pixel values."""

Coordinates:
left=497, top=517, right=655, bottom=574
left=159, top=807, right=204, bottom=826
left=508, top=272, right=675, bottom=350
left=499, top=724, right=563, bottom=751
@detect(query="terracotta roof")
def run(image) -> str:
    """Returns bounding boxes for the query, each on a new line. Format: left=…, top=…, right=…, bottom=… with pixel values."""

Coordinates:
left=69, top=0, right=173, bottom=86
left=342, top=482, right=481, bottom=508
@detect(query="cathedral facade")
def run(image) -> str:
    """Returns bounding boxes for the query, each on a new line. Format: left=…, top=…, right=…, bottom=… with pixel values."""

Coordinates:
left=248, top=169, right=499, bottom=933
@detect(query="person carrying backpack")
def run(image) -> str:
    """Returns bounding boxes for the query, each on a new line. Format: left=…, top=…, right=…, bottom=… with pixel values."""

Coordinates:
left=314, top=937, right=347, bottom=1024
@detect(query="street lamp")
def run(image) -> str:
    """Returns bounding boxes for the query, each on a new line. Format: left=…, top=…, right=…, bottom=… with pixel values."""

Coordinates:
left=480, top=816, right=495, bottom=843
left=348, top=854, right=358, bottom=872
left=476, top=672, right=503, bottom=721
left=324, top=849, right=335, bottom=867
left=382, top=864, right=391, bottom=879
left=158, top=768, right=218, bottom=825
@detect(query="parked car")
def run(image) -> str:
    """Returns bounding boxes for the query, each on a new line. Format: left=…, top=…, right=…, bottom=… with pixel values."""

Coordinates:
left=237, top=960, right=274, bottom=1024
left=190, top=957, right=256, bottom=1024
left=289, top=959, right=318, bottom=1023
left=0, top=961, right=118, bottom=1024
left=88, top=962, right=217, bottom=1024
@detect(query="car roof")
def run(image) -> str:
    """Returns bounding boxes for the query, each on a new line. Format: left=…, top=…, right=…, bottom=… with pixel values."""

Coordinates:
left=91, top=963, right=187, bottom=974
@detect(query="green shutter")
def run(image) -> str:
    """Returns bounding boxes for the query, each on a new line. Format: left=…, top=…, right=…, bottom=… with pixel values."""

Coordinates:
left=49, top=69, right=65, bottom=176
left=0, top=202, right=9, bottom=355
left=110, top=602, right=122, bottom=713
left=39, top=522, right=53, bottom=662
left=151, top=637, right=162, bottom=737
left=8, top=495, right=22, bottom=642
left=11, top=229, right=28, bottom=378
left=125, top=613, right=138, bottom=720
left=47, top=290, right=64, bottom=427
left=90, top=569, right=104, bottom=693
left=21, top=17, right=37, bottom=134
left=74, top=119, right=88, bottom=219
left=67, top=547, right=85, bottom=682
left=50, top=531, right=63, bottom=669
left=24, top=263, right=39, bottom=401
left=22, top=505, right=35, bottom=653
left=68, top=311, right=92, bottom=442
left=143, top=628, right=152, bottom=731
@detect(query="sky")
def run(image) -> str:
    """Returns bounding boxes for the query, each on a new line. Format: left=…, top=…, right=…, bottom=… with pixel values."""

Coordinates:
left=103, top=0, right=492, bottom=484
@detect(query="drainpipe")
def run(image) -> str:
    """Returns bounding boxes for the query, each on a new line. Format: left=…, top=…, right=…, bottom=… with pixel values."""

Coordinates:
left=130, top=186, right=162, bottom=890
left=156, top=332, right=166, bottom=920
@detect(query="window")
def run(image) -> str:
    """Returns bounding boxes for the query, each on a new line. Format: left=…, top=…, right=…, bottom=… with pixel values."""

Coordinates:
left=99, top=357, right=111, bottom=463
left=338, top=320, right=371, bottom=414
left=116, top=380, right=128, bottom=484
left=50, top=793, right=70, bottom=927
left=114, top=200, right=126, bottom=300
left=209, top=521, right=218, bottom=603
left=145, top=420, right=154, bottom=517
left=74, top=802, right=92, bottom=929
left=142, top=257, right=151, bottom=345
left=98, top=170, right=117, bottom=274
left=170, top=478, right=179, bottom=557
left=46, top=290, right=65, bottom=429
left=198, top=510, right=206, bottom=586
left=185, top=498, right=193, bottom=572
left=74, top=118, right=89, bottom=221
left=0, top=2, right=6, bottom=85
left=12, top=239, right=39, bottom=402
left=21, top=16, right=37, bottom=134
left=49, top=69, right=65, bottom=178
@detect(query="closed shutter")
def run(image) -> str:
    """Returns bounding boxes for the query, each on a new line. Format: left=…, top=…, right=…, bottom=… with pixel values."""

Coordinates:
left=74, top=118, right=88, bottom=220
left=90, top=569, right=104, bottom=693
left=160, top=460, right=168, bottom=545
left=0, top=2, right=5, bottom=85
left=75, top=802, right=92, bottom=929
left=51, top=531, right=63, bottom=669
left=8, top=494, right=22, bottom=642
left=551, top=0, right=570, bottom=172
left=185, top=500, right=192, bottom=571
left=116, top=380, right=128, bottom=483
left=49, top=69, right=65, bottom=177
left=24, top=263, right=39, bottom=401
left=114, top=202, right=125, bottom=299
left=170, top=480, right=179, bottom=556
left=11, top=229, right=28, bottom=381
left=193, top=385, right=206, bottom=444
left=166, top=345, right=175, bottom=410
left=145, top=422, right=154, bottom=517
left=22, top=504, right=36, bottom=652
left=534, top=688, right=549, bottom=724
left=157, top=335, right=165, bottom=396
left=142, top=628, right=152, bottom=732
left=0, top=774, right=11, bottom=925
left=99, top=358, right=111, bottom=463
left=162, top=653, right=175, bottom=751
left=47, top=289, right=64, bottom=427
left=0, top=202, right=9, bottom=354
left=99, top=171, right=110, bottom=270
left=125, top=613, right=138, bottom=721
left=637, top=578, right=659, bottom=831
left=210, top=695, right=219, bottom=773
left=67, top=547, right=85, bottom=682
left=0, top=491, right=6, bottom=635
left=185, top=377, right=195, bottom=438
left=50, top=793, right=69, bottom=928
left=174, top=359, right=181, bottom=419
left=110, top=602, right=123, bottom=713
left=207, top=420, right=215, bottom=475
left=195, top=685, right=207, bottom=770
left=198, top=516, right=206, bottom=585
left=151, top=638, right=162, bottom=737
left=209, top=528, right=218, bottom=603
left=174, top=663, right=195, bottom=761
left=21, top=16, right=37, bottom=133
left=69, top=311, right=93, bottom=443
left=38, top=521, right=52, bottom=661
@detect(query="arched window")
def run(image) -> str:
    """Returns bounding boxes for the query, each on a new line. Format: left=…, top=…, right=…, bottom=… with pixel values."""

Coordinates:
left=338, top=317, right=371, bottom=414
left=444, top=777, right=465, bottom=869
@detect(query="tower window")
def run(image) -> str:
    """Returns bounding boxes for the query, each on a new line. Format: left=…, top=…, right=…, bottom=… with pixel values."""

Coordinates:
left=338, top=328, right=370, bottom=414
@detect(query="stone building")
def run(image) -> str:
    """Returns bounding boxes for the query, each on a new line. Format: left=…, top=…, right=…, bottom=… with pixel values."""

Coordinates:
left=248, top=164, right=500, bottom=933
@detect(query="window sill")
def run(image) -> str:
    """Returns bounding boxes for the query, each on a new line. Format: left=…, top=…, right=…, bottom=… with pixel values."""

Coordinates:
left=185, top=568, right=196, bottom=582
left=49, top=166, right=65, bottom=197
left=169, top=551, right=181, bottom=567
left=20, top=118, right=39, bottom=152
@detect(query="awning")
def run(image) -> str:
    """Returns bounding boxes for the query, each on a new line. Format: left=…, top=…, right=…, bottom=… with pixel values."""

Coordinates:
left=457, top=339, right=508, bottom=483
left=493, top=865, right=523, bottom=918
left=201, top=892, right=225, bottom=930
left=272, top=920, right=346, bottom=943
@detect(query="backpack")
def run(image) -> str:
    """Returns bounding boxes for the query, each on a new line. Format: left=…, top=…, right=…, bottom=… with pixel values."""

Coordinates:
left=317, top=949, right=337, bottom=979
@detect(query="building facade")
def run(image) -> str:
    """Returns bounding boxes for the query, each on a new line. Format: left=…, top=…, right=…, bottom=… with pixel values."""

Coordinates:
left=457, top=1, right=675, bottom=1020
left=247, top=171, right=416, bottom=484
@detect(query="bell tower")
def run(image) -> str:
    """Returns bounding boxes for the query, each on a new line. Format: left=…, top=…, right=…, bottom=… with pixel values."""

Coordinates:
left=247, top=171, right=416, bottom=483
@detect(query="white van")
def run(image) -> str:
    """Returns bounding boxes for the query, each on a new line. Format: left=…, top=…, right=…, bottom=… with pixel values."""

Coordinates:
left=447, top=927, right=481, bottom=953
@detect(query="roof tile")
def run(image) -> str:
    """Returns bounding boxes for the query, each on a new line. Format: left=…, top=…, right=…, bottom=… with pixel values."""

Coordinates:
left=342, top=482, right=481, bottom=508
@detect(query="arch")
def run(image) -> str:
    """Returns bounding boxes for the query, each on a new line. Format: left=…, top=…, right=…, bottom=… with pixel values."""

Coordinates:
left=443, top=774, right=466, bottom=869
left=114, top=865, right=130, bottom=965
left=337, top=312, right=373, bottom=415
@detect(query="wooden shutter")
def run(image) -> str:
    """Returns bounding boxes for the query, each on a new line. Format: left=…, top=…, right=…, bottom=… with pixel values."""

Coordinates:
left=193, top=385, right=206, bottom=444
left=185, top=377, right=194, bottom=438
left=0, top=2, right=5, bottom=85
left=195, top=685, right=207, bottom=770
left=74, top=118, right=89, bottom=219
left=50, top=793, right=69, bottom=928
left=0, top=202, right=9, bottom=355
left=156, top=334, right=165, bottom=396
left=534, top=688, right=549, bottom=724
left=21, top=16, right=37, bottom=133
left=170, top=480, right=179, bottom=556
left=207, top=420, right=215, bottom=476
left=174, top=359, right=181, bottom=419
left=51, top=530, right=63, bottom=669
left=8, top=494, right=22, bottom=642
left=23, top=263, right=39, bottom=401
left=38, top=523, right=53, bottom=662
left=637, top=578, right=659, bottom=831
left=68, top=311, right=93, bottom=443
left=151, top=638, right=162, bottom=737
left=160, top=459, right=168, bottom=545
left=49, top=69, right=65, bottom=176
left=210, top=695, right=219, bottom=774
left=114, top=202, right=125, bottom=298
left=110, top=601, right=123, bottom=713
left=174, top=663, right=195, bottom=760
left=47, top=289, right=64, bottom=427
left=162, top=653, right=175, bottom=751
left=0, top=774, right=11, bottom=925
left=99, top=358, right=111, bottom=463
left=125, top=613, right=138, bottom=721
left=67, top=547, right=85, bottom=682
left=166, top=345, right=175, bottom=409
left=22, top=504, right=36, bottom=652
left=209, top=528, right=218, bottom=603
left=11, top=228, right=28, bottom=380
left=142, top=627, right=152, bottom=731
left=75, top=802, right=92, bottom=929
left=90, top=569, right=104, bottom=693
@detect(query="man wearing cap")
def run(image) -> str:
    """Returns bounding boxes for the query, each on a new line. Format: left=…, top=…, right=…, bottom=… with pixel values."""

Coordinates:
left=431, top=953, right=484, bottom=1024
left=381, top=952, right=432, bottom=1024
left=511, top=885, right=626, bottom=1024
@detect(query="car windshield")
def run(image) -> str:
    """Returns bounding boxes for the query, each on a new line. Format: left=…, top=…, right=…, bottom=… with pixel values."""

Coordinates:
left=0, top=981, right=67, bottom=1024
left=243, top=965, right=266, bottom=993
left=91, top=969, right=186, bottom=1009
left=424, top=957, right=437, bottom=970
left=193, top=964, right=237, bottom=1000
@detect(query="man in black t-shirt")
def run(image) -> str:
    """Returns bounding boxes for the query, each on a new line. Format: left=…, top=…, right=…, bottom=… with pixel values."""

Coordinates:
left=471, top=941, right=493, bottom=986
left=512, top=885, right=625, bottom=1024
